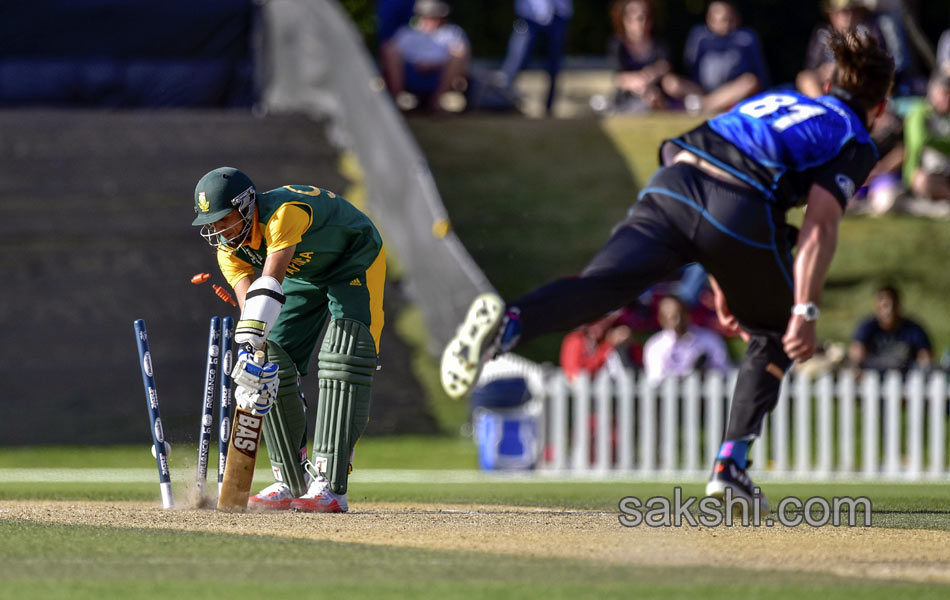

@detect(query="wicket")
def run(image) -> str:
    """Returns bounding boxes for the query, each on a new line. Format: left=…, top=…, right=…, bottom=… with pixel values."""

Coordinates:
left=133, top=318, right=174, bottom=510
left=135, top=315, right=236, bottom=510
left=195, top=317, right=221, bottom=500
left=218, top=316, right=235, bottom=496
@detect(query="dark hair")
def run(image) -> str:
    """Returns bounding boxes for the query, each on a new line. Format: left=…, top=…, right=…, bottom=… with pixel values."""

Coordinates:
left=610, top=0, right=653, bottom=38
left=707, top=0, right=739, bottom=12
left=828, top=30, right=894, bottom=111
left=876, top=284, right=900, bottom=305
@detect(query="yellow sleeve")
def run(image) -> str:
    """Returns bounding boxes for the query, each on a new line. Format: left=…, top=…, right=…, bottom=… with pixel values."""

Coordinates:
left=217, top=248, right=255, bottom=289
left=263, top=202, right=313, bottom=253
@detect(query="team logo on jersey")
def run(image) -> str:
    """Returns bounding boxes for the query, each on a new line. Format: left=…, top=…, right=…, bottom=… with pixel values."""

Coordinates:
left=835, top=174, right=855, bottom=199
left=197, top=191, right=210, bottom=212
left=349, top=278, right=362, bottom=287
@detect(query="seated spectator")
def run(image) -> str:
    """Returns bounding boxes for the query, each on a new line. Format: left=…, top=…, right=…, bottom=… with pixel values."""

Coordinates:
left=607, top=0, right=671, bottom=113
left=849, top=285, right=932, bottom=372
left=643, top=296, right=731, bottom=386
left=797, top=0, right=882, bottom=98
left=499, top=0, right=573, bottom=116
left=902, top=70, right=950, bottom=208
left=380, top=0, right=470, bottom=112
left=661, top=0, right=767, bottom=114
left=560, top=312, right=638, bottom=382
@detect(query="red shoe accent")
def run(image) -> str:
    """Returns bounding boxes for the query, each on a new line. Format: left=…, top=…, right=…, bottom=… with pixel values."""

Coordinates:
left=290, top=497, right=346, bottom=513
left=247, top=494, right=293, bottom=511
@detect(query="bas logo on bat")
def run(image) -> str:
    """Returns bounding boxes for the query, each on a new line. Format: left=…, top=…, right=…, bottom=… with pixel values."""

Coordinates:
left=233, top=412, right=262, bottom=455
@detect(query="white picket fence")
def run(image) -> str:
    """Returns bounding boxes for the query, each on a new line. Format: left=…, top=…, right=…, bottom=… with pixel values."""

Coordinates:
left=479, top=355, right=950, bottom=481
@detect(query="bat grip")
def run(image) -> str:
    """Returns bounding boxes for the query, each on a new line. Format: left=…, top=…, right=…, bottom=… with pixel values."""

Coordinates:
left=239, top=342, right=267, bottom=364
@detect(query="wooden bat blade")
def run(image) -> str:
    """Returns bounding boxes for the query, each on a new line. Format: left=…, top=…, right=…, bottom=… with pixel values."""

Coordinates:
left=217, top=407, right=264, bottom=512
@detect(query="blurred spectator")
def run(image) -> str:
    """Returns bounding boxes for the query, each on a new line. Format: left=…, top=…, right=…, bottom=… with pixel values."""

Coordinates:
left=560, top=312, right=638, bottom=382
left=850, top=96, right=905, bottom=215
left=606, top=0, right=671, bottom=113
left=901, top=70, right=950, bottom=211
left=377, top=0, right=416, bottom=47
left=849, top=285, right=932, bottom=372
left=499, top=0, right=573, bottom=116
left=380, top=0, right=470, bottom=112
left=938, top=29, right=950, bottom=70
left=661, top=0, right=767, bottom=115
left=797, top=0, right=882, bottom=98
left=643, top=296, right=730, bottom=386
left=799, top=0, right=925, bottom=98
left=873, top=0, right=927, bottom=97
left=854, top=128, right=905, bottom=215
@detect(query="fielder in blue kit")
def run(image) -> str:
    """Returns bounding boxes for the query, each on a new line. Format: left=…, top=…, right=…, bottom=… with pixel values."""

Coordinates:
left=442, top=31, right=895, bottom=509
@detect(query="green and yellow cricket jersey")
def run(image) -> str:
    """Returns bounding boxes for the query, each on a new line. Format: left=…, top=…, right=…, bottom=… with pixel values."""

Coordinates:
left=218, top=185, right=383, bottom=288
left=218, top=185, right=386, bottom=367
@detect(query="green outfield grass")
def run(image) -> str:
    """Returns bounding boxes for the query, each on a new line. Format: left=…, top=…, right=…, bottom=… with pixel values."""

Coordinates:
left=1, top=444, right=948, bottom=598
left=0, top=436, right=478, bottom=470
left=3, top=519, right=941, bottom=600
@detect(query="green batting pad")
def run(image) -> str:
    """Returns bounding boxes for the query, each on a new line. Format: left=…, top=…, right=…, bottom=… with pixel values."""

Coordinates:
left=312, top=319, right=377, bottom=494
left=261, top=341, right=308, bottom=497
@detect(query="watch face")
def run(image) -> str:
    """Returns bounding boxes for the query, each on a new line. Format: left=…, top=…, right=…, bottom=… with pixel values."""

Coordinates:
left=794, top=304, right=819, bottom=320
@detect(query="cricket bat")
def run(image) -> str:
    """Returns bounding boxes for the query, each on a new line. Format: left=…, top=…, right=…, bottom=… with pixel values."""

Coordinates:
left=217, top=350, right=266, bottom=512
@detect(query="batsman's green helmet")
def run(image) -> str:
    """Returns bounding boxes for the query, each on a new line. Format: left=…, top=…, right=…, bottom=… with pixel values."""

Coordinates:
left=192, top=167, right=256, bottom=226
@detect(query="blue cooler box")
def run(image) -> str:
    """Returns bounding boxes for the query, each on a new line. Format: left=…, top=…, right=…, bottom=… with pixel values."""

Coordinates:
left=470, top=378, right=541, bottom=471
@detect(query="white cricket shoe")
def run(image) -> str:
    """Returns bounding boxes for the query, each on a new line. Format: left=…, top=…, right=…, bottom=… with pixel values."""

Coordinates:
left=440, top=292, right=506, bottom=399
left=290, top=476, right=348, bottom=513
left=247, top=481, right=294, bottom=511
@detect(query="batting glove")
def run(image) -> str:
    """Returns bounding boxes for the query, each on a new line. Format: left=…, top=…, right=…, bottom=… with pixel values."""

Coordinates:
left=232, top=347, right=279, bottom=415
left=235, top=384, right=276, bottom=416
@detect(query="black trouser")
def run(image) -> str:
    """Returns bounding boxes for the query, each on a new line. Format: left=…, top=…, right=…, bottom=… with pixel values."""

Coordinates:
left=511, top=163, right=795, bottom=440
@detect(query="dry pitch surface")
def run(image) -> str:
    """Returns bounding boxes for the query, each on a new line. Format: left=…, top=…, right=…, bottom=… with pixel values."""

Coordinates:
left=3, top=500, right=949, bottom=585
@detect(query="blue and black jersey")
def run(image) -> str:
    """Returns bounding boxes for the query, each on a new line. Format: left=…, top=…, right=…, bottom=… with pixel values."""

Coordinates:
left=504, top=90, right=882, bottom=446
left=661, top=89, right=878, bottom=211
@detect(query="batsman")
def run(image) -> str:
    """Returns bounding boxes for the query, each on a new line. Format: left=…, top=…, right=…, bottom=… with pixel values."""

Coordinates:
left=192, top=166, right=384, bottom=513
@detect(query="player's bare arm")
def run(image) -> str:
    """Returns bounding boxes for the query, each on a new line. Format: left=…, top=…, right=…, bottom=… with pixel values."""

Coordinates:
left=231, top=245, right=297, bottom=309
left=783, top=183, right=842, bottom=362
left=262, top=245, right=296, bottom=284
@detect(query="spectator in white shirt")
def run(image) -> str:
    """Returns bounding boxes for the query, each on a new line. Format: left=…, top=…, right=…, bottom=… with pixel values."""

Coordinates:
left=643, top=295, right=731, bottom=385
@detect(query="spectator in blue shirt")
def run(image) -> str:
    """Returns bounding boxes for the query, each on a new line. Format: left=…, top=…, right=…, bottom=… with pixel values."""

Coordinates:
left=380, top=0, right=471, bottom=112
left=849, top=285, right=933, bottom=372
left=662, top=1, right=767, bottom=114
left=499, top=0, right=574, bottom=115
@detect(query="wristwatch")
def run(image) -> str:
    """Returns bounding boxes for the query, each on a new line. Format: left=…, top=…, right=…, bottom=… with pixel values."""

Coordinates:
left=791, top=302, right=820, bottom=322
